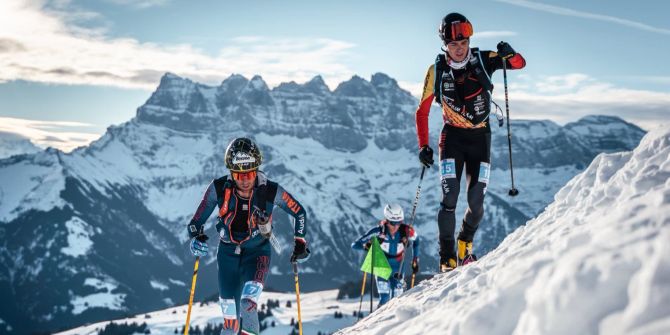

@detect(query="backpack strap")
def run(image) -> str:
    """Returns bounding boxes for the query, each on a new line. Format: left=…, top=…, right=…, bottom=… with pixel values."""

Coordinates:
left=433, top=48, right=494, bottom=105
left=469, top=48, right=494, bottom=93
left=433, top=53, right=447, bottom=104
left=213, top=176, right=234, bottom=218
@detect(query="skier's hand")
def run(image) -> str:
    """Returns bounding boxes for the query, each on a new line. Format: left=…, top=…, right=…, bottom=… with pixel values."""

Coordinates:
left=189, top=234, right=209, bottom=257
left=412, top=257, right=419, bottom=274
left=290, top=238, right=310, bottom=263
left=497, top=41, right=516, bottom=59
left=419, top=145, right=434, bottom=167
left=363, top=241, right=371, bottom=251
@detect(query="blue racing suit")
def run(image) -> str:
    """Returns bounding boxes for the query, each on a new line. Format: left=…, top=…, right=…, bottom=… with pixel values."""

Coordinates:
left=352, top=221, right=420, bottom=306
left=187, top=171, right=307, bottom=334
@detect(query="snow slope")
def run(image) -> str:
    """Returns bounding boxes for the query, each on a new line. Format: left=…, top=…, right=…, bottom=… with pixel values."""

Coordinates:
left=57, top=289, right=364, bottom=335
left=338, top=127, right=670, bottom=335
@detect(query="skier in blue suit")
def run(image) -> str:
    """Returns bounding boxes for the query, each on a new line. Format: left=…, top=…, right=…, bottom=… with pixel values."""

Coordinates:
left=352, top=204, right=420, bottom=306
left=186, top=137, right=310, bottom=335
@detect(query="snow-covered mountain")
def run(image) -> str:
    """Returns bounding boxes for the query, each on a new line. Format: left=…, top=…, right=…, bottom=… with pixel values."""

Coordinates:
left=339, top=127, right=670, bottom=335
left=0, top=72, right=644, bottom=334
left=0, top=131, right=41, bottom=159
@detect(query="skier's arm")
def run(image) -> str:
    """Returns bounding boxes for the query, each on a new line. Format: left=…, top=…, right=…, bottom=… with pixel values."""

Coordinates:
left=487, top=42, right=526, bottom=72
left=351, top=226, right=381, bottom=251
left=415, top=64, right=435, bottom=148
left=273, top=185, right=307, bottom=241
left=186, top=181, right=217, bottom=237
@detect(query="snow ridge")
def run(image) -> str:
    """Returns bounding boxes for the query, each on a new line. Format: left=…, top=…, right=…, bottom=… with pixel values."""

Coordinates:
left=340, top=127, right=670, bottom=335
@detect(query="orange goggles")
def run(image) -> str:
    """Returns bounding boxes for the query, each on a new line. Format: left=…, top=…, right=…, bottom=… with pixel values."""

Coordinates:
left=450, top=21, right=473, bottom=41
left=231, top=170, right=257, bottom=181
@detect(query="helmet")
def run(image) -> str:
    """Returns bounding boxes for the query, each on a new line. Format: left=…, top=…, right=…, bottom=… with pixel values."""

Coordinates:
left=438, top=12, right=473, bottom=44
left=224, top=138, right=262, bottom=172
left=383, top=203, right=404, bottom=225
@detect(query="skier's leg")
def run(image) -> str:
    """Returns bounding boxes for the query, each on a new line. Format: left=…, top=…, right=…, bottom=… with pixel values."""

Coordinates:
left=217, top=242, right=242, bottom=335
left=459, top=132, right=491, bottom=243
left=437, top=125, right=465, bottom=267
left=239, top=242, right=271, bottom=335
left=376, top=276, right=391, bottom=306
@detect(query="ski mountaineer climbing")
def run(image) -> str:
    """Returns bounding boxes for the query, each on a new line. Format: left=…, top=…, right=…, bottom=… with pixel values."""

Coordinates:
left=186, top=138, right=311, bottom=335
left=415, top=13, right=526, bottom=273
left=351, top=204, right=420, bottom=306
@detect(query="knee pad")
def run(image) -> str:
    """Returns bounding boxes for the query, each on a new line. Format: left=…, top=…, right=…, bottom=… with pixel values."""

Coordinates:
left=219, top=298, right=237, bottom=319
left=376, top=280, right=390, bottom=294
left=241, top=281, right=263, bottom=306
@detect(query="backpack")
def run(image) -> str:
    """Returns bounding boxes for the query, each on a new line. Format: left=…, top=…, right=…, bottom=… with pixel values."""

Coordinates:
left=433, top=47, right=494, bottom=105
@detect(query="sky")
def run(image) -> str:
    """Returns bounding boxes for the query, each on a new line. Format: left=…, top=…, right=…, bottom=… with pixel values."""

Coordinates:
left=1, top=0, right=669, bottom=151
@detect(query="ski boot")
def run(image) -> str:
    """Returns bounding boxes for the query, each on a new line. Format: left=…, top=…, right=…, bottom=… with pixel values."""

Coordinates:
left=439, top=258, right=457, bottom=273
left=457, top=239, right=477, bottom=266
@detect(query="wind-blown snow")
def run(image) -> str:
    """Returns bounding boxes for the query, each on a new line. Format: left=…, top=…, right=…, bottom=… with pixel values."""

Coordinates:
left=60, top=217, right=94, bottom=257
left=338, top=127, right=670, bottom=335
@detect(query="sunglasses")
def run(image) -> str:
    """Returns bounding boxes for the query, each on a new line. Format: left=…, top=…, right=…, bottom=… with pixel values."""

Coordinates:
left=450, top=21, right=473, bottom=40
left=231, top=170, right=257, bottom=182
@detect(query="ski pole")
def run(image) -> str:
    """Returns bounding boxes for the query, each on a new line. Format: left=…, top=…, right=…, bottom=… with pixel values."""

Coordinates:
left=183, top=256, right=200, bottom=335
left=411, top=273, right=416, bottom=289
left=292, top=262, right=303, bottom=335
left=502, top=59, right=519, bottom=197
left=399, top=167, right=426, bottom=283
left=357, top=272, right=367, bottom=319
left=370, top=238, right=375, bottom=314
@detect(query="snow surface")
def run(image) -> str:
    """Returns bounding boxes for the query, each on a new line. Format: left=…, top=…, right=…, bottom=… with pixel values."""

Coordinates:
left=60, top=217, right=94, bottom=257
left=57, top=289, right=366, bottom=335
left=150, top=280, right=169, bottom=291
left=337, top=127, right=670, bottom=335
left=70, top=278, right=127, bottom=315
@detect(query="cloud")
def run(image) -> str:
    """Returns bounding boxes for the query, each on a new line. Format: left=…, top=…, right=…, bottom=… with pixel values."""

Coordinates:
left=497, top=0, right=670, bottom=35
left=103, top=0, right=169, bottom=9
left=0, top=0, right=357, bottom=90
left=472, top=31, right=518, bottom=39
left=0, top=117, right=101, bottom=152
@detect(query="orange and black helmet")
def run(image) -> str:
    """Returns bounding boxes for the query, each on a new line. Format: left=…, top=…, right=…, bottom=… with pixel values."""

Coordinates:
left=439, top=13, right=473, bottom=44
left=224, top=137, right=262, bottom=172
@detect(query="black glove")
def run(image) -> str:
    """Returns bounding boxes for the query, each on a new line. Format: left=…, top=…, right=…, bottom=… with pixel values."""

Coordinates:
left=497, top=41, right=516, bottom=59
left=412, top=257, right=419, bottom=274
left=187, top=224, right=207, bottom=239
left=291, top=238, right=310, bottom=263
left=419, top=145, right=434, bottom=167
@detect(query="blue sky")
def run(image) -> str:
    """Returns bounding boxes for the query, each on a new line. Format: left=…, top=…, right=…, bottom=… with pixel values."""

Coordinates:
left=1, top=0, right=668, bottom=151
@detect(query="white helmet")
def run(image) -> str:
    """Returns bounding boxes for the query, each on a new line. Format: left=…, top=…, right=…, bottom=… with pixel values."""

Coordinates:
left=383, top=203, right=404, bottom=224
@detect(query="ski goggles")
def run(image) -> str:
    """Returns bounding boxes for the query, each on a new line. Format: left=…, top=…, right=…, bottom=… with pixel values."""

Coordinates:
left=231, top=170, right=257, bottom=182
left=388, top=219, right=403, bottom=226
left=448, top=21, right=473, bottom=41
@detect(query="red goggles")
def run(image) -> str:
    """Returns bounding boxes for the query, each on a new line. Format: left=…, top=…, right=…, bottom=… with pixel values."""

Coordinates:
left=231, top=170, right=257, bottom=181
left=450, top=21, right=473, bottom=41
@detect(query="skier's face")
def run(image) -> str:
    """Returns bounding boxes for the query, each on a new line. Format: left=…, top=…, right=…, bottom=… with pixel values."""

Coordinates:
left=446, top=39, right=470, bottom=62
left=232, top=170, right=256, bottom=192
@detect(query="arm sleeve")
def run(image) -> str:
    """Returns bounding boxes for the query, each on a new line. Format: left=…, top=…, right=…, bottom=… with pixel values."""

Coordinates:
left=187, top=181, right=218, bottom=237
left=351, top=226, right=382, bottom=251
left=409, top=227, right=420, bottom=258
left=487, top=51, right=526, bottom=72
left=416, top=64, right=436, bottom=148
left=273, top=185, right=307, bottom=240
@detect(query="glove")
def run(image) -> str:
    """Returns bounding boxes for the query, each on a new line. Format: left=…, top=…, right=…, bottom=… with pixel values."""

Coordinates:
left=419, top=145, right=434, bottom=167
left=290, top=238, right=310, bottom=263
left=363, top=241, right=371, bottom=251
left=412, top=257, right=419, bottom=274
left=497, top=41, right=516, bottom=59
left=189, top=234, right=209, bottom=257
